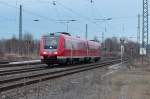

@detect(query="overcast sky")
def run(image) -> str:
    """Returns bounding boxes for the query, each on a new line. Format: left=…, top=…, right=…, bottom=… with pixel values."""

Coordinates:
left=0, top=0, right=142, bottom=41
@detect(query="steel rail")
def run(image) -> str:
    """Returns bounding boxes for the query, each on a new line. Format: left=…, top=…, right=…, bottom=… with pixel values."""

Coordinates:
left=0, top=59, right=121, bottom=84
left=0, top=59, right=125, bottom=92
left=0, top=62, right=42, bottom=68
left=0, top=66, right=49, bottom=76
left=0, top=57, right=118, bottom=68
left=0, top=57, right=118, bottom=76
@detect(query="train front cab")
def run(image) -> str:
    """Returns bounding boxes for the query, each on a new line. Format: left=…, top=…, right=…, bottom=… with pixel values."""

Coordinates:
left=40, top=33, right=60, bottom=66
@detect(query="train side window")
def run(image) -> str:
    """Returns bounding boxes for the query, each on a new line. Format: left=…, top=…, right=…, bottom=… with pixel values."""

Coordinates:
left=65, top=39, right=72, bottom=49
left=68, top=39, right=72, bottom=49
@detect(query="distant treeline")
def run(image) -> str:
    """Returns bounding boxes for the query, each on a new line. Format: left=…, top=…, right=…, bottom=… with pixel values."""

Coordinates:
left=0, top=33, right=40, bottom=57
left=0, top=33, right=139, bottom=58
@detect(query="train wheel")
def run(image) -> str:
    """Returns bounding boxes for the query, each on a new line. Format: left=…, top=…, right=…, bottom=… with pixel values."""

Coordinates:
left=47, top=63, right=54, bottom=68
left=58, top=63, right=66, bottom=67
left=94, top=58, right=100, bottom=62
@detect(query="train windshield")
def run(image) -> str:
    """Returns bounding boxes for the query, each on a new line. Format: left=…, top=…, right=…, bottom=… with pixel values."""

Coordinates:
left=43, top=36, right=58, bottom=49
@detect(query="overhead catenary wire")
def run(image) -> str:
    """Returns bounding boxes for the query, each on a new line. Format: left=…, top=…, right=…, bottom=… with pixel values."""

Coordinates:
left=53, top=1, right=137, bottom=33
left=0, top=0, right=140, bottom=23
left=0, top=1, right=57, bottom=23
left=0, top=0, right=139, bottom=39
left=110, top=16, right=137, bottom=20
left=52, top=2, right=75, bottom=21
left=0, top=0, right=84, bottom=33
left=55, top=1, right=91, bottom=21
left=46, top=0, right=105, bottom=35
left=53, top=1, right=107, bottom=32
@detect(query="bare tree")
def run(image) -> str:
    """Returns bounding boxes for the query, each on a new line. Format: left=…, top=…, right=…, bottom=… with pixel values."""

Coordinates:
left=104, top=37, right=120, bottom=52
left=0, top=32, right=40, bottom=59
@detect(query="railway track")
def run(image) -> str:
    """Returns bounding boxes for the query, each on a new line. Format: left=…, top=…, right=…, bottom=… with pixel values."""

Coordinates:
left=0, top=62, right=98, bottom=76
left=0, top=57, right=117, bottom=68
left=0, top=66, right=49, bottom=76
left=0, top=61, right=41, bottom=68
left=0, top=59, right=126, bottom=92
left=0, top=57, right=119, bottom=76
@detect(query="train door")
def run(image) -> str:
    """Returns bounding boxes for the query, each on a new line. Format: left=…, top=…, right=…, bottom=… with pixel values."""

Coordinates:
left=66, top=38, right=73, bottom=63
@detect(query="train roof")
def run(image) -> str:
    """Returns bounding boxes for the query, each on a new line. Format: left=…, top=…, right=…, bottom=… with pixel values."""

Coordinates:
left=43, top=32, right=71, bottom=37
left=42, top=32, right=100, bottom=45
left=63, top=34, right=100, bottom=45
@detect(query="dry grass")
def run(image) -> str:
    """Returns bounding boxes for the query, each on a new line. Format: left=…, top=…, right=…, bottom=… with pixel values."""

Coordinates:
left=0, top=53, right=40, bottom=62
left=110, top=57, right=150, bottom=99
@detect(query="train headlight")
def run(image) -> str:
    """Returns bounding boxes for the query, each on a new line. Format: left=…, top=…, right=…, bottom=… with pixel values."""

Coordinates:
left=43, top=51, right=47, bottom=55
left=54, top=51, right=58, bottom=55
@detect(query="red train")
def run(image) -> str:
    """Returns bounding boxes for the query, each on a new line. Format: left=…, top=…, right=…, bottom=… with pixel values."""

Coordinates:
left=40, top=32, right=101, bottom=66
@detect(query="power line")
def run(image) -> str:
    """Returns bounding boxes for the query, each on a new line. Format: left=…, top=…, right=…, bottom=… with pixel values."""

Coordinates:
left=89, top=0, right=104, bottom=19
left=52, top=2, right=75, bottom=20
left=55, top=1, right=91, bottom=21
left=19, top=5, right=22, bottom=40
left=53, top=1, right=107, bottom=32
left=0, top=1, right=57, bottom=22
left=23, top=9, right=57, bottom=22
left=109, top=16, right=137, bottom=20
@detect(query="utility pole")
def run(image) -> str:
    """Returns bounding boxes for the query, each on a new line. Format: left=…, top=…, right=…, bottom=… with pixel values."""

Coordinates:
left=85, top=24, right=88, bottom=40
left=141, top=0, right=148, bottom=63
left=120, top=39, right=125, bottom=64
left=137, top=14, right=141, bottom=55
left=94, top=18, right=112, bottom=51
left=19, top=5, right=22, bottom=40
left=19, top=5, right=23, bottom=55
left=142, top=0, right=148, bottom=49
